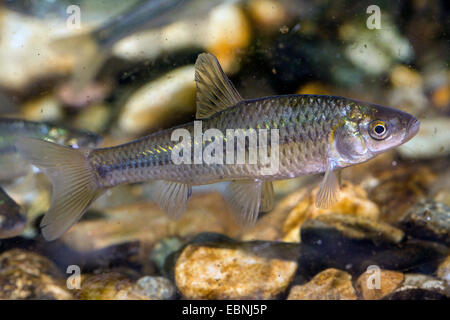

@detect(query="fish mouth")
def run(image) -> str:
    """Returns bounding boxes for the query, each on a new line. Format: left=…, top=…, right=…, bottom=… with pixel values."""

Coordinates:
left=404, top=118, right=420, bottom=143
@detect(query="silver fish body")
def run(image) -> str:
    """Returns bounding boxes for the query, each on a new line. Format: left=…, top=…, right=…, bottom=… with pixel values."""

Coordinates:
left=16, top=53, right=420, bottom=241
left=89, top=95, right=347, bottom=186
left=89, top=94, right=419, bottom=187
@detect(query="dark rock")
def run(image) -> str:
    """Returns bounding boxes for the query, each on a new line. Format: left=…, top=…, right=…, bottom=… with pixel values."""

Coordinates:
left=398, top=200, right=449, bottom=246
left=0, top=187, right=27, bottom=239
left=383, top=274, right=449, bottom=300
left=41, top=240, right=141, bottom=273
left=301, top=214, right=404, bottom=244
left=298, top=214, right=449, bottom=277
left=384, top=288, right=448, bottom=300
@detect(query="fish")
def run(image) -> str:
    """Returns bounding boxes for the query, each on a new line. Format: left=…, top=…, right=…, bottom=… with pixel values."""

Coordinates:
left=54, top=0, right=239, bottom=91
left=16, top=53, right=420, bottom=241
left=0, top=118, right=102, bottom=181
left=0, top=186, right=26, bottom=239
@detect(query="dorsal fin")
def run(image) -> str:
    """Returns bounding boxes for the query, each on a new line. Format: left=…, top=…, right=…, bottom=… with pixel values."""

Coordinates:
left=194, top=53, right=243, bottom=119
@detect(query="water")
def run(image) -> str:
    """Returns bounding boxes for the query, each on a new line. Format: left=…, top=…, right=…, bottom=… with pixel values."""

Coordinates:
left=0, top=0, right=448, bottom=301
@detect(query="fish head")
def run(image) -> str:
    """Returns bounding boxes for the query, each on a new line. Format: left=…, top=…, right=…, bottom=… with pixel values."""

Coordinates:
left=359, top=103, right=420, bottom=155
left=334, top=101, right=420, bottom=165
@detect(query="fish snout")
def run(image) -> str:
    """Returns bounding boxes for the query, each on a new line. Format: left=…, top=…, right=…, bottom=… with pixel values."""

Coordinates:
left=405, top=117, right=420, bottom=142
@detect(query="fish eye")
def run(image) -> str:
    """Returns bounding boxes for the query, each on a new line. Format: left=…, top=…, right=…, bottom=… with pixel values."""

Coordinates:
left=369, top=120, right=388, bottom=140
left=374, top=124, right=385, bottom=134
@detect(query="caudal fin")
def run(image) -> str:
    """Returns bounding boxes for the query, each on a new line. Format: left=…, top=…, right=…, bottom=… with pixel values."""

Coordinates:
left=16, top=138, right=102, bottom=241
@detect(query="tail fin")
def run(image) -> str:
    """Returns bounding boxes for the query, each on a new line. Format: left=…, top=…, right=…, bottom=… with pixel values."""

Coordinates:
left=16, top=138, right=102, bottom=241
left=51, top=33, right=107, bottom=91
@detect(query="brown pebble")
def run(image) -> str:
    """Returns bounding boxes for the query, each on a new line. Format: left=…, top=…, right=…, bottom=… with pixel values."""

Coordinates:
left=287, top=268, right=357, bottom=300
left=175, top=241, right=298, bottom=299
left=356, top=269, right=404, bottom=300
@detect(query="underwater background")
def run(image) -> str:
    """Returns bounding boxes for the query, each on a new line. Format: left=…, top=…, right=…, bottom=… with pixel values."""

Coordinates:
left=0, top=0, right=448, bottom=300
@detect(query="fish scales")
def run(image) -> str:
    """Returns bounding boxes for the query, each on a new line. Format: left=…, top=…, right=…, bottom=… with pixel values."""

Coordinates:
left=89, top=95, right=345, bottom=187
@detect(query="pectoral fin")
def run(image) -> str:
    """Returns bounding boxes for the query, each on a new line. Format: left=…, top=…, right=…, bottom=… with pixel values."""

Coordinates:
left=315, top=164, right=340, bottom=209
left=152, top=181, right=192, bottom=219
left=260, top=181, right=274, bottom=212
left=224, top=180, right=262, bottom=227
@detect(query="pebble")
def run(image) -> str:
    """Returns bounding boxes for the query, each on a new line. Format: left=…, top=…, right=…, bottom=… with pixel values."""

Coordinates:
left=431, top=84, right=450, bottom=109
left=282, top=181, right=380, bottom=242
left=243, top=181, right=380, bottom=243
left=436, top=256, right=450, bottom=283
left=73, top=103, right=111, bottom=133
left=205, top=4, right=251, bottom=72
left=134, top=276, right=176, bottom=300
left=57, top=81, right=111, bottom=108
left=390, top=65, right=423, bottom=88
left=398, top=200, right=449, bottom=246
left=175, top=233, right=299, bottom=299
left=388, top=87, right=428, bottom=115
left=369, top=166, right=436, bottom=223
left=297, top=82, right=330, bottom=95
left=114, top=3, right=250, bottom=73
left=429, top=170, right=450, bottom=207
left=21, top=94, right=62, bottom=122
left=384, top=274, right=449, bottom=300
left=287, top=269, right=357, bottom=300
left=355, top=269, right=404, bottom=300
left=0, top=8, right=74, bottom=90
left=248, top=0, right=287, bottom=31
left=341, top=20, right=413, bottom=75
left=118, top=65, right=196, bottom=135
left=76, top=272, right=147, bottom=300
left=0, top=249, right=72, bottom=299
left=149, top=237, right=184, bottom=277
left=434, top=187, right=450, bottom=207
